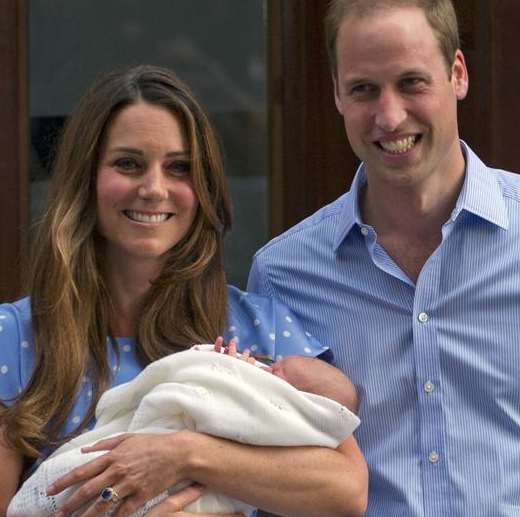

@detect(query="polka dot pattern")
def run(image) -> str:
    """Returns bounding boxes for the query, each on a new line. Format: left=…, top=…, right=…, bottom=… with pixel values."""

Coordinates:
left=0, top=289, right=328, bottom=477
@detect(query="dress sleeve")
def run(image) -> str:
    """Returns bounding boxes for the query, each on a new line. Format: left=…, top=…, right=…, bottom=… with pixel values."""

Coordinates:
left=0, top=303, right=28, bottom=406
left=225, top=286, right=331, bottom=363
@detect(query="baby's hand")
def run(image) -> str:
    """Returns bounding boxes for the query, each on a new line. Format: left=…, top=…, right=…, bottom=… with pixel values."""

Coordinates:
left=212, top=337, right=262, bottom=366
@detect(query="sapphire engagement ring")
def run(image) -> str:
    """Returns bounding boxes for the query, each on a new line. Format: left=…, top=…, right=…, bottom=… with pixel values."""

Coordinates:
left=100, top=486, right=121, bottom=504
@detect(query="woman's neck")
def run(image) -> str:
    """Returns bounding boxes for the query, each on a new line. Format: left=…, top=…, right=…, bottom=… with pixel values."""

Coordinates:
left=103, top=252, right=162, bottom=337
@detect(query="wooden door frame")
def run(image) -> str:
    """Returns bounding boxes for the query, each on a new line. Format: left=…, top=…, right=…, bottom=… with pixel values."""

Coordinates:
left=0, top=0, right=28, bottom=301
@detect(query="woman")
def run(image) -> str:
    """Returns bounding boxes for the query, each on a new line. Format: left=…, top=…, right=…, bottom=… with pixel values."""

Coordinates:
left=0, top=65, right=367, bottom=516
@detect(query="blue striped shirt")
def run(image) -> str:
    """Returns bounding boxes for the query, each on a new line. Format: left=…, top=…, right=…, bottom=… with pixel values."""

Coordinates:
left=248, top=142, right=520, bottom=517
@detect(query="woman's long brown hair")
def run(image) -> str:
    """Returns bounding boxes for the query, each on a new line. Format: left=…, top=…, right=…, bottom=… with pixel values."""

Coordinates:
left=0, top=65, right=232, bottom=458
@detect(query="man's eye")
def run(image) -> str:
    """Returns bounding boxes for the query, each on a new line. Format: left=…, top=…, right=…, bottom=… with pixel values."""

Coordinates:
left=167, top=160, right=191, bottom=176
left=350, top=84, right=377, bottom=97
left=401, top=77, right=425, bottom=90
left=114, top=158, right=140, bottom=172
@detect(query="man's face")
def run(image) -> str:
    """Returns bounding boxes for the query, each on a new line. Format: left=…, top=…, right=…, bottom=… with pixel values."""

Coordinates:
left=333, top=6, right=468, bottom=191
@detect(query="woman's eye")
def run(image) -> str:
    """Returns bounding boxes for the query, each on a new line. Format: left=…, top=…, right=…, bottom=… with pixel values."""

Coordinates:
left=167, top=160, right=191, bottom=176
left=114, top=158, right=140, bottom=172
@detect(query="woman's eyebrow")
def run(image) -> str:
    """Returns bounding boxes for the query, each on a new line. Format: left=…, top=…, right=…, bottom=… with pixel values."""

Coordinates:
left=106, top=147, right=190, bottom=158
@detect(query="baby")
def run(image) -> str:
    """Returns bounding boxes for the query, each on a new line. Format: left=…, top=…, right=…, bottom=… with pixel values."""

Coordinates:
left=214, top=337, right=358, bottom=413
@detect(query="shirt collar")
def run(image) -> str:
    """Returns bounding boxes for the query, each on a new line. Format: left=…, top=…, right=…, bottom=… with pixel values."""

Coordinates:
left=333, top=162, right=366, bottom=251
left=455, top=141, right=509, bottom=229
left=333, top=140, right=509, bottom=252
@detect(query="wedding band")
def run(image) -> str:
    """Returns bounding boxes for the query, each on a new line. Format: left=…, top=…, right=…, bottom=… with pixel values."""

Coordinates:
left=100, top=486, right=121, bottom=504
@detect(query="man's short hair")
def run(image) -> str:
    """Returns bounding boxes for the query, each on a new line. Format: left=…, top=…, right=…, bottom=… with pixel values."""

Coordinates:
left=325, top=0, right=460, bottom=78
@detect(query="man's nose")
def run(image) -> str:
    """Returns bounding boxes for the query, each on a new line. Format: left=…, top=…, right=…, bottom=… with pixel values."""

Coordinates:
left=374, top=90, right=407, bottom=132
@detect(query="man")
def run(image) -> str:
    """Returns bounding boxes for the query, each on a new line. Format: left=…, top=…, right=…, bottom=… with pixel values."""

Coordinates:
left=248, top=1, right=520, bottom=515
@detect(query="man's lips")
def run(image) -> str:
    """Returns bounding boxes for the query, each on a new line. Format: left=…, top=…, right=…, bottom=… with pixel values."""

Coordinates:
left=376, top=134, right=421, bottom=154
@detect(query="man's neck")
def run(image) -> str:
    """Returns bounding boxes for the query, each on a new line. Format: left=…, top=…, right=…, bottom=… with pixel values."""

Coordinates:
left=360, top=160, right=466, bottom=282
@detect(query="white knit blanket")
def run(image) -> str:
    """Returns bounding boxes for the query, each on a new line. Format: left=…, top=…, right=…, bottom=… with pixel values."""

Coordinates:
left=8, top=346, right=360, bottom=516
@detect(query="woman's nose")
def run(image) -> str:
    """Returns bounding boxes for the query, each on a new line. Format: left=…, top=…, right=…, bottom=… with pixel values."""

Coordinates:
left=137, top=167, right=168, bottom=201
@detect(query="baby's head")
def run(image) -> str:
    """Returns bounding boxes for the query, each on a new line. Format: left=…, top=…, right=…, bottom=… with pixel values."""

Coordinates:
left=268, top=355, right=358, bottom=413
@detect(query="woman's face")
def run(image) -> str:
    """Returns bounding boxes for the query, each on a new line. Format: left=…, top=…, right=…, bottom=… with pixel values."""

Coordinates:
left=96, top=101, right=198, bottom=268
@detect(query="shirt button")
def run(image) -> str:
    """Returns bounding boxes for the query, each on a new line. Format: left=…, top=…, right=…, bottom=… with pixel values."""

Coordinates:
left=428, top=451, right=439, bottom=464
left=418, top=312, right=429, bottom=323
left=360, top=227, right=369, bottom=236
left=424, top=381, right=435, bottom=393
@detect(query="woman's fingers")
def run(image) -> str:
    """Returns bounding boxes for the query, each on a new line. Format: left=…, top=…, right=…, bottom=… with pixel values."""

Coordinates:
left=47, top=452, right=111, bottom=495
left=138, top=483, right=205, bottom=516
left=81, top=433, right=131, bottom=453
left=67, top=484, right=127, bottom=517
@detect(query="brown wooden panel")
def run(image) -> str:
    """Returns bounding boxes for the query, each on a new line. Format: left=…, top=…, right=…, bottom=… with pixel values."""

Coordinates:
left=488, top=0, right=520, bottom=171
left=267, top=0, right=359, bottom=236
left=457, top=0, right=494, bottom=164
left=457, top=0, right=520, bottom=171
left=0, top=0, right=28, bottom=302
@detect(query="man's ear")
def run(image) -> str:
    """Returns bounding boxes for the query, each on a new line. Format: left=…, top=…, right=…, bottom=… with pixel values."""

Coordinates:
left=333, top=74, right=344, bottom=114
left=452, top=49, right=469, bottom=100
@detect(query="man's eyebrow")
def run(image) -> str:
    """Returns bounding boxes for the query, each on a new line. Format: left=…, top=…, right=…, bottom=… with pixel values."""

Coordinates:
left=400, top=68, right=432, bottom=78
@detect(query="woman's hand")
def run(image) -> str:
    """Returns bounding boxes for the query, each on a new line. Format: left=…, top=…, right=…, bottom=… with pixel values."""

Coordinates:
left=143, top=484, right=244, bottom=517
left=48, top=431, right=194, bottom=516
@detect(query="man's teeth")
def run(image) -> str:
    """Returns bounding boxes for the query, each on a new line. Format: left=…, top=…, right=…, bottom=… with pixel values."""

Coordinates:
left=125, top=211, right=170, bottom=223
left=380, top=136, right=417, bottom=154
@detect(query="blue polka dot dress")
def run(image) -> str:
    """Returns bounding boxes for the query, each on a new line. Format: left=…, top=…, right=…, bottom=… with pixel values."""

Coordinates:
left=0, top=285, right=330, bottom=474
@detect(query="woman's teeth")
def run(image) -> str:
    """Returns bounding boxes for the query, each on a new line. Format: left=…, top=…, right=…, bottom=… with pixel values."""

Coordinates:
left=380, top=136, right=417, bottom=154
left=124, top=210, right=171, bottom=223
